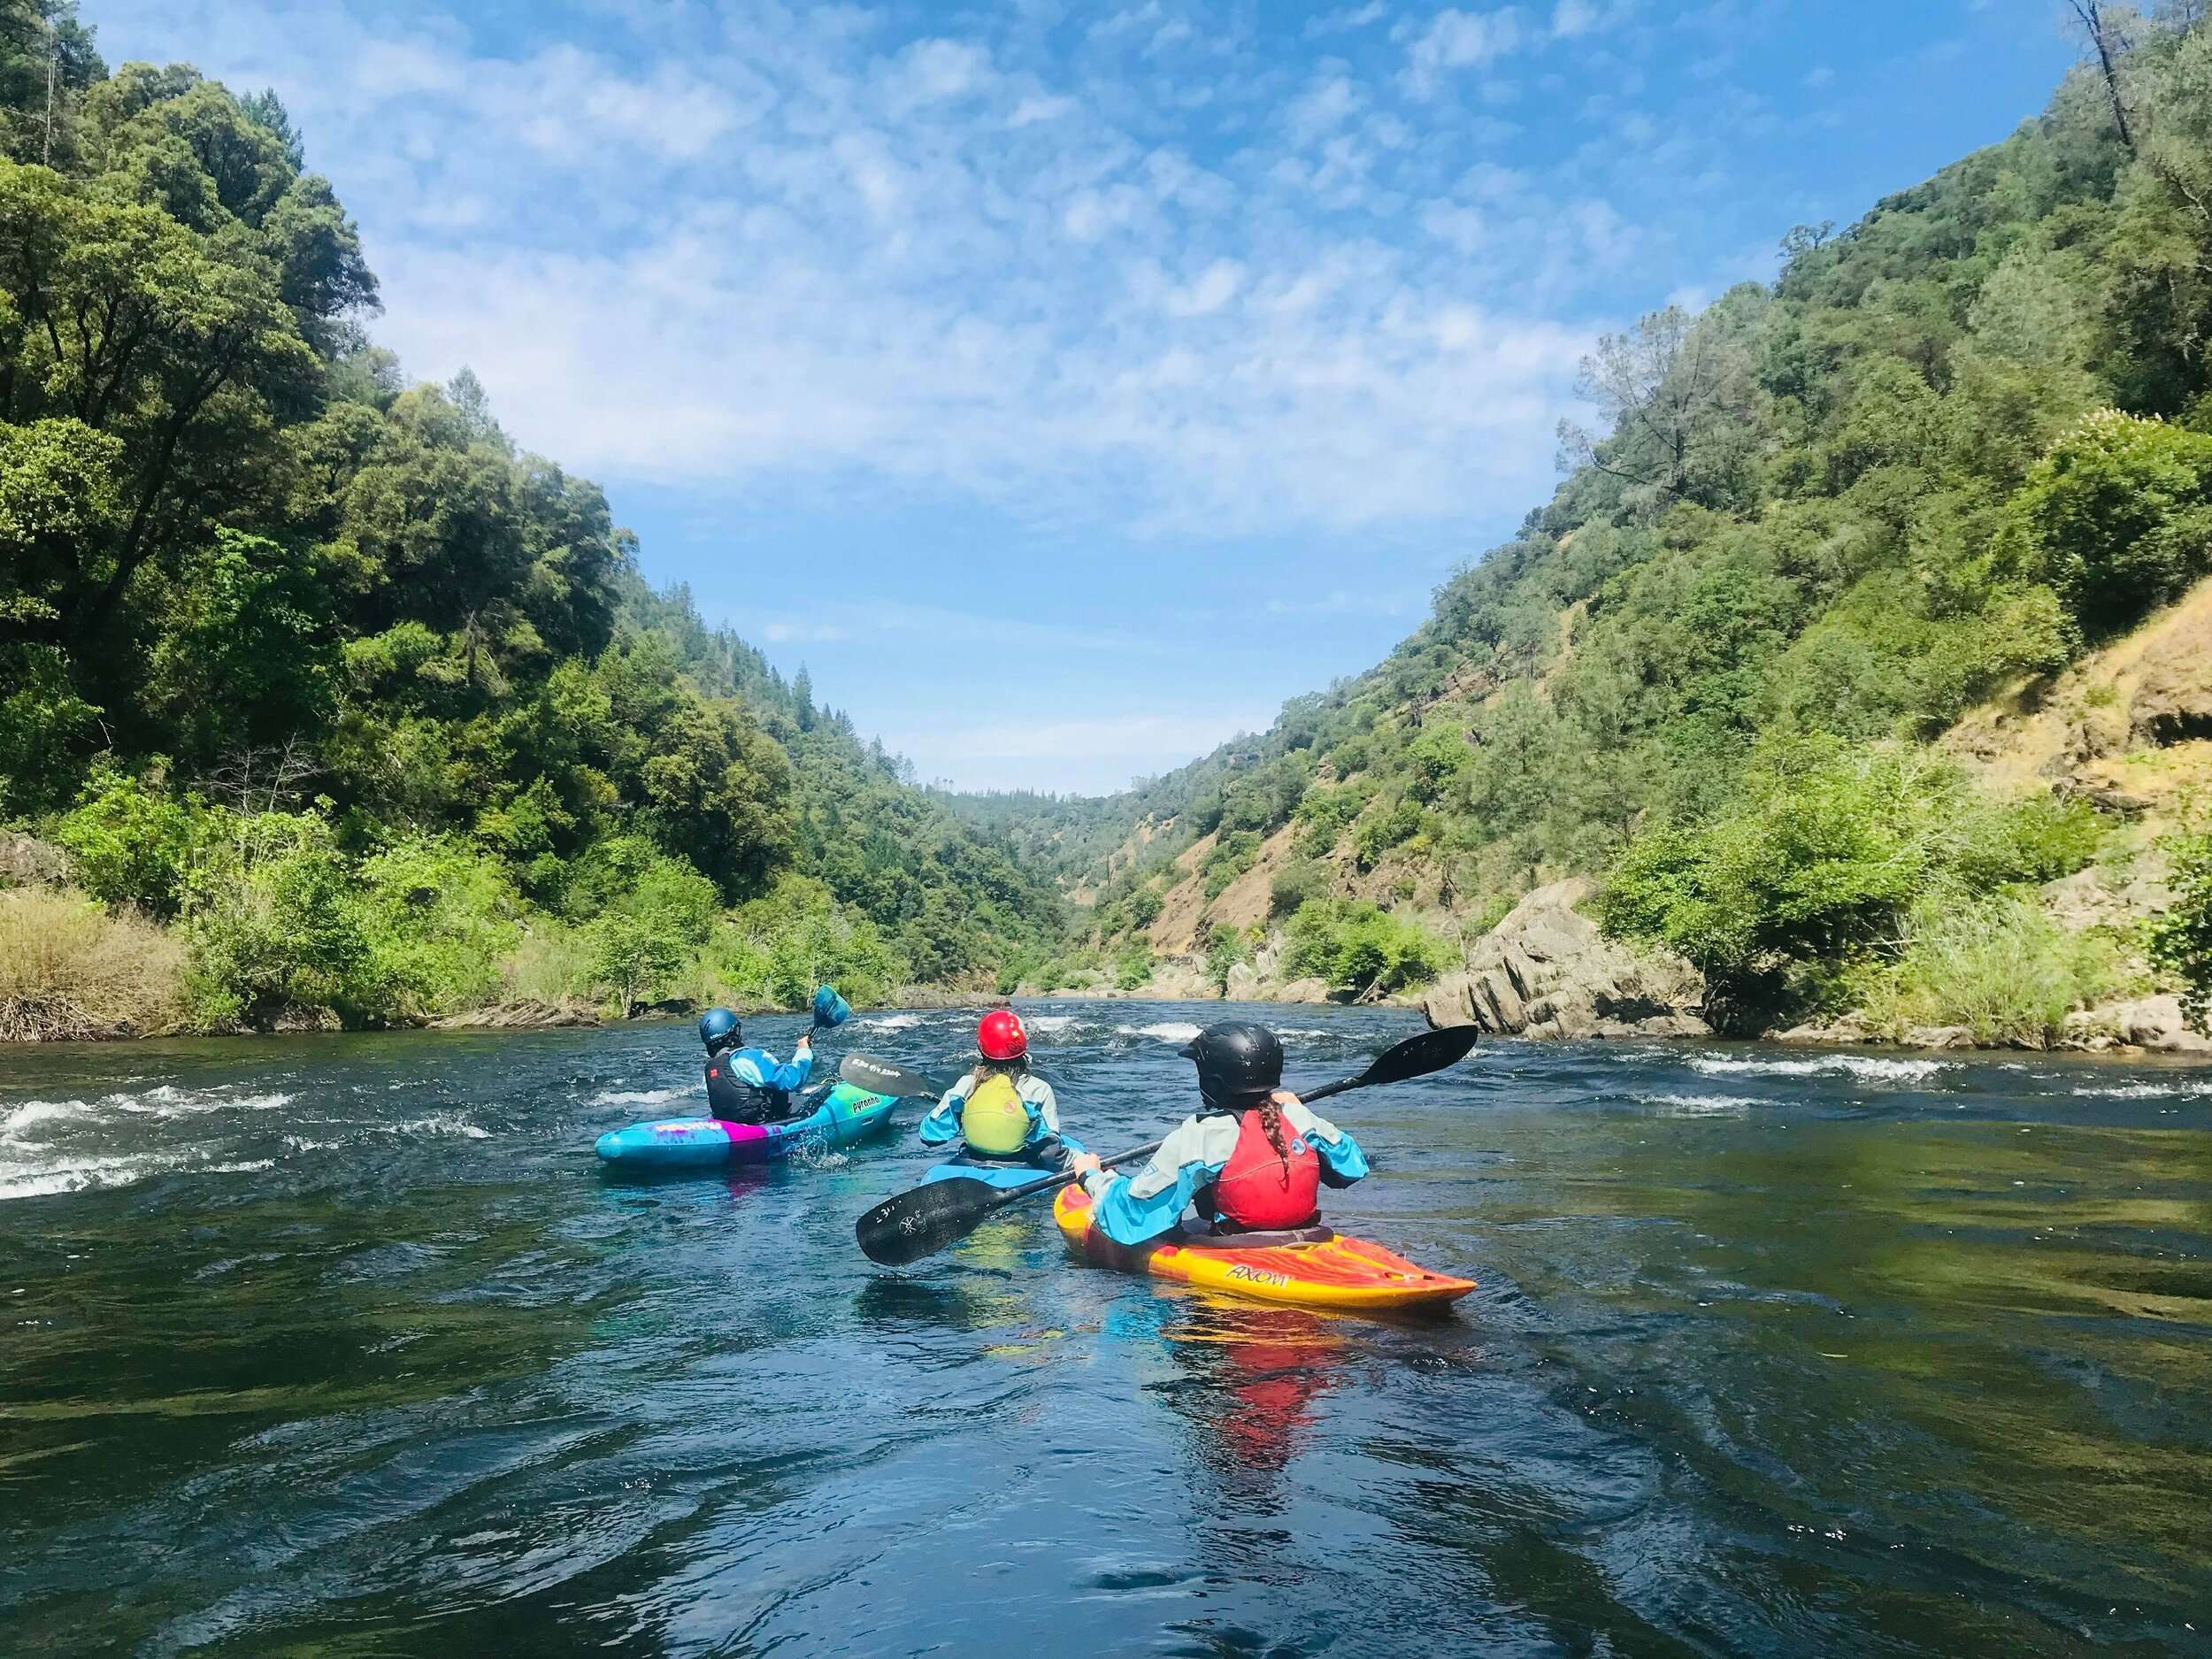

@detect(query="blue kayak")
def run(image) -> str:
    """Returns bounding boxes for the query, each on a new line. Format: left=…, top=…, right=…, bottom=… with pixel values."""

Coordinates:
left=921, top=1134, right=1087, bottom=1191
left=595, top=1081, right=896, bottom=1171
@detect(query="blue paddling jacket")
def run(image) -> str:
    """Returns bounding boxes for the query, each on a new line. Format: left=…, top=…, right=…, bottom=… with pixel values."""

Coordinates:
left=706, top=1042, right=812, bottom=1125
left=1078, top=1099, right=1366, bottom=1246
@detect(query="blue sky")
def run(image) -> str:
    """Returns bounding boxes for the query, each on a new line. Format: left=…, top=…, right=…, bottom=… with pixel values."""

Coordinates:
left=102, top=0, right=2077, bottom=794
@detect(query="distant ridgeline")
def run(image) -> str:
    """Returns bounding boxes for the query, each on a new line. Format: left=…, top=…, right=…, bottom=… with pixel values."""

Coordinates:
left=0, top=10, right=1058, bottom=1036
left=941, top=10, right=2212, bottom=1041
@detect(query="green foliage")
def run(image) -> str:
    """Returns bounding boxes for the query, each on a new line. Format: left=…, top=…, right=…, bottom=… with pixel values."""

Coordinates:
left=2149, top=796, right=2212, bottom=1034
left=1269, top=859, right=1328, bottom=918
left=710, top=873, right=904, bottom=1010
left=1597, top=741, right=2101, bottom=1028
left=1282, top=899, right=1447, bottom=996
left=1293, top=781, right=1368, bottom=858
left=1204, top=923, right=1250, bottom=994
left=50, top=764, right=206, bottom=918
left=2007, top=408, right=2212, bottom=635
left=1353, top=799, right=1424, bottom=872
left=1202, top=830, right=1262, bottom=898
left=0, top=49, right=1060, bottom=1024
left=1113, top=940, right=1155, bottom=992
left=1848, top=895, right=2127, bottom=1049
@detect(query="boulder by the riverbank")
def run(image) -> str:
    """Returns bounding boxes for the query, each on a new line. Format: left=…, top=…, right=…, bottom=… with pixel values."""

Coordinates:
left=1421, top=879, right=1710, bottom=1040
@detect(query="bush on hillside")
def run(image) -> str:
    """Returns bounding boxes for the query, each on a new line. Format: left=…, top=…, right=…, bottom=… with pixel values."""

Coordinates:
left=1282, top=899, right=1447, bottom=996
left=1270, top=859, right=1328, bottom=918
left=2150, top=796, right=2212, bottom=1034
left=1353, top=800, right=1424, bottom=872
left=2007, top=409, right=2212, bottom=636
left=1202, top=831, right=1262, bottom=899
left=710, top=872, right=905, bottom=1010
left=1114, top=941, right=1155, bottom=991
left=1205, top=923, right=1250, bottom=993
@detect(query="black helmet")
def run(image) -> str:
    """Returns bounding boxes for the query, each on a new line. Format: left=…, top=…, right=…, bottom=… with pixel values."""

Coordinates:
left=1181, top=1020, right=1283, bottom=1114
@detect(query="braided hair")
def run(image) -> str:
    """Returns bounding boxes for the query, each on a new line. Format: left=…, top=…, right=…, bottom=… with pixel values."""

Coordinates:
left=1254, top=1092, right=1292, bottom=1169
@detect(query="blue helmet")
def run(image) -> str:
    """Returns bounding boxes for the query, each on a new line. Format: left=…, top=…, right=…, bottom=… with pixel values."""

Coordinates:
left=698, top=1007, right=740, bottom=1051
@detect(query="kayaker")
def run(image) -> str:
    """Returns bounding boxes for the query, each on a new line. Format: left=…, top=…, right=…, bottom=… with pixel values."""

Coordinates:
left=699, top=1007, right=813, bottom=1125
left=919, top=1010, right=1069, bottom=1171
left=1066, top=1020, right=1366, bottom=1243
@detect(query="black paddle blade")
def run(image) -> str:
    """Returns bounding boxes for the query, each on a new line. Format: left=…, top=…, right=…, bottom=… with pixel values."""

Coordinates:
left=840, top=1054, right=947, bottom=1101
left=856, top=1176, right=1004, bottom=1266
left=1359, top=1024, right=1481, bottom=1087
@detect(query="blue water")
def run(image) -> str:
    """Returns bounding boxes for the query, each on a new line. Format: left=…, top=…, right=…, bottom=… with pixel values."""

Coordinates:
left=3, top=1002, right=2208, bottom=1656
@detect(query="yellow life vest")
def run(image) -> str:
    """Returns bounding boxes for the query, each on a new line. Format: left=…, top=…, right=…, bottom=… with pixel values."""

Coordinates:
left=961, top=1071, right=1032, bottom=1156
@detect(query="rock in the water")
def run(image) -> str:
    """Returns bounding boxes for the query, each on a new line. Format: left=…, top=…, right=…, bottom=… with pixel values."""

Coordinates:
left=1274, top=977, right=1333, bottom=1004
left=1903, top=1024, right=1977, bottom=1050
left=1421, top=879, right=1709, bottom=1040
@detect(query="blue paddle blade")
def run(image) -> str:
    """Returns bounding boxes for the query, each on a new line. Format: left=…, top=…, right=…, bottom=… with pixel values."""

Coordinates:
left=812, top=986, right=851, bottom=1028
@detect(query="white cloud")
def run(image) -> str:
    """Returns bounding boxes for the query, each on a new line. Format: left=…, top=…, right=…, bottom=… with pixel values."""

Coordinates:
left=96, top=0, right=1609, bottom=542
left=1401, top=7, right=1525, bottom=98
left=1306, top=2, right=1388, bottom=38
left=1551, top=0, right=1599, bottom=38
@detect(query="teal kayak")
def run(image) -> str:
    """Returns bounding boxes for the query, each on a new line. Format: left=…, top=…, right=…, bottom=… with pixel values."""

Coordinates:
left=596, top=1081, right=895, bottom=1171
left=920, top=1134, right=1087, bottom=1190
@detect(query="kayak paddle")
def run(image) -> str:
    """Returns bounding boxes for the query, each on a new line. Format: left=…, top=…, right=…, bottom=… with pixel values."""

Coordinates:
left=841, top=1053, right=950, bottom=1101
left=812, top=985, right=852, bottom=1030
left=853, top=1025, right=1481, bottom=1268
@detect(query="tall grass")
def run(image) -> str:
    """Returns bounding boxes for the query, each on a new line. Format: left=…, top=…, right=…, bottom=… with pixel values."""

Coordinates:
left=1851, top=896, right=2130, bottom=1048
left=0, top=887, right=186, bottom=1041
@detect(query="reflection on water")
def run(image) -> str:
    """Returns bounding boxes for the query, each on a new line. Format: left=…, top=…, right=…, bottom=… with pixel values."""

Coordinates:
left=1, top=1008, right=2208, bottom=1656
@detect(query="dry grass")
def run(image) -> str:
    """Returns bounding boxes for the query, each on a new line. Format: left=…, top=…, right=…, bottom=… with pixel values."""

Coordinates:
left=0, top=887, right=186, bottom=1041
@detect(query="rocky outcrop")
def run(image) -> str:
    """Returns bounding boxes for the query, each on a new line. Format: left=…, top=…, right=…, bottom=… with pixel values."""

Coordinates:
left=0, top=831, right=69, bottom=888
left=1421, top=879, right=1709, bottom=1040
left=431, top=998, right=602, bottom=1029
left=2129, top=610, right=2212, bottom=748
left=2062, top=995, right=2212, bottom=1054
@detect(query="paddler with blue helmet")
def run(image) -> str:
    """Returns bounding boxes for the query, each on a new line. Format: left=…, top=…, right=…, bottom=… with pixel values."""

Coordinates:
left=1066, top=1020, right=1368, bottom=1244
left=918, top=1010, right=1071, bottom=1171
left=698, top=1006, right=813, bottom=1125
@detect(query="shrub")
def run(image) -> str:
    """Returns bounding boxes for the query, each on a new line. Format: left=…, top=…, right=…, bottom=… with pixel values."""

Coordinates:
left=2007, top=408, right=2212, bottom=636
left=1204, top=923, right=1249, bottom=993
left=0, top=887, right=185, bottom=1041
left=2150, top=796, right=2212, bottom=1035
left=1203, top=830, right=1262, bottom=899
left=50, top=764, right=209, bottom=918
left=1849, top=896, right=2126, bottom=1048
left=354, top=837, right=521, bottom=1018
left=183, top=815, right=381, bottom=1030
left=710, top=872, right=905, bottom=1010
left=1353, top=800, right=1424, bottom=872
left=1406, top=723, right=1474, bottom=804
left=1114, top=941, right=1155, bottom=991
left=1282, top=899, right=1447, bottom=995
left=1270, top=859, right=1328, bottom=918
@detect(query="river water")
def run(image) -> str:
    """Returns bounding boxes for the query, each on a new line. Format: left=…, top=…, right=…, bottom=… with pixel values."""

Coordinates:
left=2, top=1002, right=2208, bottom=1657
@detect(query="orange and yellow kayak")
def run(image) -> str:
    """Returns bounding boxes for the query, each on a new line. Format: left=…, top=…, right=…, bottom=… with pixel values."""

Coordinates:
left=1053, top=1185, right=1475, bottom=1314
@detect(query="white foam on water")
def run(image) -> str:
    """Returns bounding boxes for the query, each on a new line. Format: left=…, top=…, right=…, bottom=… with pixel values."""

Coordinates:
left=117, top=1087, right=295, bottom=1119
left=589, top=1087, right=687, bottom=1108
left=206, top=1159, right=276, bottom=1174
left=1119, top=1022, right=1202, bottom=1042
left=1688, top=1055, right=1951, bottom=1083
left=1024, top=1015, right=1077, bottom=1034
left=388, top=1116, right=490, bottom=1140
left=0, top=1152, right=156, bottom=1202
left=867, top=1013, right=926, bottom=1031
left=1640, top=1093, right=1768, bottom=1117
left=2, top=1100, right=91, bottom=1139
left=2071, top=1080, right=2212, bottom=1100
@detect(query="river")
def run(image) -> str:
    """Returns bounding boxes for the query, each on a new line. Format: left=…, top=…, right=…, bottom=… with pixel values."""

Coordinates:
left=2, top=1002, right=2208, bottom=1657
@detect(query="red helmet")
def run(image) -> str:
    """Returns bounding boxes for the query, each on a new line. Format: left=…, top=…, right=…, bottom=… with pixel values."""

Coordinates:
left=978, top=1009, right=1028, bottom=1062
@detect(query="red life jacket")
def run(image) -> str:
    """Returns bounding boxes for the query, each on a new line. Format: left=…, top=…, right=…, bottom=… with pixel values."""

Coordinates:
left=1211, top=1108, right=1320, bottom=1230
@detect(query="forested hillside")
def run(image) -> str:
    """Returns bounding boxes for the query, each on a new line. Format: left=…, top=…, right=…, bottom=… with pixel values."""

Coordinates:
left=0, top=4, right=1058, bottom=1037
left=950, top=5, right=2212, bottom=1041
